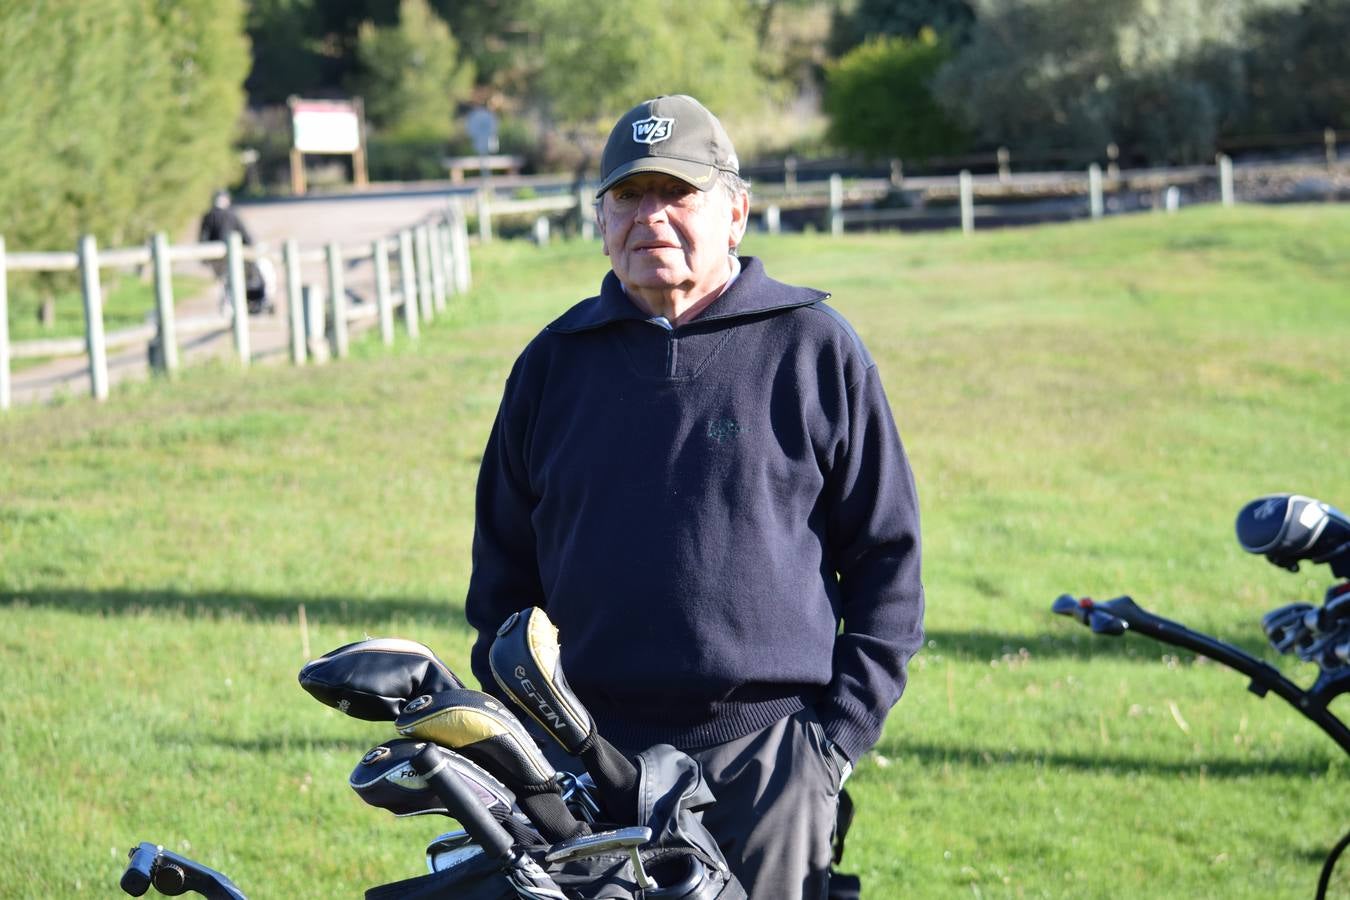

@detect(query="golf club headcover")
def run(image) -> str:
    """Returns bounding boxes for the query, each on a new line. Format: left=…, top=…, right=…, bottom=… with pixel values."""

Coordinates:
left=299, top=637, right=465, bottom=721
left=490, top=607, right=639, bottom=819
left=395, top=688, right=586, bottom=842
left=350, top=738, right=516, bottom=821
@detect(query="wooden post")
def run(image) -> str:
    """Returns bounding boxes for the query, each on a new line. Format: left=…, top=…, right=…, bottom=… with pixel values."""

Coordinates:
left=78, top=234, right=110, bottom=400
left=829, top=174, right=843, bottom=237
left=284, top=239, right=306, bottom=365
left=374, top=238, right=394, bottom=346
left=1217, top=153, right=1234, bottom=207
left=151, top=232, right=179, bottom=375
left=304, top=284, right=329, bottom=363
left=353, top=97, right=369, bottom=188
left=476, top=190, right=493, bottom=243
left=290, top=148, right=306, bottom=196
left=428, top=224, right=447, bottom=313
left=997, top=147, right=1011, bottom=183
left=889, top=158, right=904, bottom=188
left=576, top=188, right=594, bottom=241
left=450, top=200, right=471, bottom=292
left=959, top=170, right=974, bottom=235
left=326, top=242, right=348, bottom=358
left=226, top=232, right=250, bottom=367
left=438, top=223, right=458, bottom=298
left=1165, top=185, right=1181, bottom=213
left=1106, top=142, right=1120, bottom=181
left=1088, top=164, right=1104, bottom=220
left=398, top=229, right=420, bottom=339
left=1325, top=128, right=1338, bottom=169
left=0, top=236, right=9, bottom=411
left=764, top=204, right=781, bottom=235
left=414, top=225, right=434, bottom=323
left=784, top=156, right=797, bottom=192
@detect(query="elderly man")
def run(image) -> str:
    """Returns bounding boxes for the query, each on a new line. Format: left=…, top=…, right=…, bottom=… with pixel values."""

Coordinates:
left=466, top=94, right=924, bottom=899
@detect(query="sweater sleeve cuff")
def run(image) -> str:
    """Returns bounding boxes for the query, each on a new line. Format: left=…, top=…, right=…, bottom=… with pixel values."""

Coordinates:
left=817, top=695, right=883, bottom=765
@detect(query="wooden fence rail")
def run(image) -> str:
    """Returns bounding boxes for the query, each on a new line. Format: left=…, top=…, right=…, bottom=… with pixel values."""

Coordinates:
left=0, top=201, right=472, bottom=410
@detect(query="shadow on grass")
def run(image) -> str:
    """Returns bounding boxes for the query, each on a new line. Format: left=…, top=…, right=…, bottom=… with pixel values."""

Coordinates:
left=0, top=587, right=476, bottom=635
left=1, top=589, right=1282, bottom=662
left=882, top=740, right=1343, bottom=779
left=922, top=627, right=1280, bottom=665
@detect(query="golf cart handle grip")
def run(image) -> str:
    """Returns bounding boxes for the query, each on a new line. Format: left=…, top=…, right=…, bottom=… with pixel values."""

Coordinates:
left=411, top=743, right=515, bottom=861
left=121, top=843, right=158, bottom=896
left=1051, top=594, right=1127, bottom=636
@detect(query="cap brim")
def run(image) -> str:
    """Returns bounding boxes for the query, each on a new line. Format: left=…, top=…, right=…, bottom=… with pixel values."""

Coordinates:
left=595, top=157, right=719, bottom=198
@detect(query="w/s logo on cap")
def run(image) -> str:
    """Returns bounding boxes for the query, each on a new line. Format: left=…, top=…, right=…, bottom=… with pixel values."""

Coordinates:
left=632, top=116, right=674, bottom=145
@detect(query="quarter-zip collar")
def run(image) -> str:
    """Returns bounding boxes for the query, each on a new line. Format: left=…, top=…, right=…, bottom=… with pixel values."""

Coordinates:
left=547, top=256, right=829, bottom=335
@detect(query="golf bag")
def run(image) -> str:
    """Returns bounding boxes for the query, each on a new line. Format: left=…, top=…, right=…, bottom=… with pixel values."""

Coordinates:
left=364, top=744, right=742, bottom=900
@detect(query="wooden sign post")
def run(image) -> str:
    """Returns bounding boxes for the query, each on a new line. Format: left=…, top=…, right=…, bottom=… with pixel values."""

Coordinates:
left=288, top=96, right=369, bottom=195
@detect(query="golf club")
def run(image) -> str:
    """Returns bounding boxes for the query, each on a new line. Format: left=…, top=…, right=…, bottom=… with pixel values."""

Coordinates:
left=408, top=743, right=568, bottom=900
left=490, top=607, right=640, bottom=819
left=298, top=637, right=464, bottom=720
left=396, top=688, right=588, bottom=843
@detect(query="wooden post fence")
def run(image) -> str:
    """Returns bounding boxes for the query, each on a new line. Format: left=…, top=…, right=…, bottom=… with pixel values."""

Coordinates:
left=398, top=229, right=420, bottom=339
left=829, top=174, right=844, bottom=237
left=959, top=170, right=974, bottom=235
left=429, top=223, right=448, bottom=313
left=226, top=232, right=250, bottom=368
left=0, top=236, right=9, bottom=411
left=284, top=239, right=306, bottom=365
left=1088, top=164, right=1104, bottom=220
left=78, top=234, right=110, bottom=401
left=151, top=232, right=179, bottom=375
left=415, top=225, right=434, bottom=324
left=374, top=238, right=394, bottom=346
left=326, top=241, right=348, bottom=359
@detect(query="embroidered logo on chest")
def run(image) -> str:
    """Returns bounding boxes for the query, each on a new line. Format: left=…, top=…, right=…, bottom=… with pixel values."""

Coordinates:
left=706, top=419, right=745, bottom=443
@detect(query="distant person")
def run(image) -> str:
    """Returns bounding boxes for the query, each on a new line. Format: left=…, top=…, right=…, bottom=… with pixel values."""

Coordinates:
left=199, top=190, right=274, bottom=315
left=198, top=189, right=252, bottom=246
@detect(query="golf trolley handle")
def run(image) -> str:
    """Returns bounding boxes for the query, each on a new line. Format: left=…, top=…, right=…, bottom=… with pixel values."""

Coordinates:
left=119, top=841, right=246, bottom=899
left=1053, top=594, right=1350, bottom=756
left=410, top=743, right=515, bottom=861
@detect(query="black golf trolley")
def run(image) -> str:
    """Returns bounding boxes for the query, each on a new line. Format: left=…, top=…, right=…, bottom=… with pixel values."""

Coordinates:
left=1053, top=493, right=1350, bottom=899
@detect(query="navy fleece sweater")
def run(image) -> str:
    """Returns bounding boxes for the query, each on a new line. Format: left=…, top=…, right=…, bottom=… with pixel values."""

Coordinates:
left=465, top=257, right=924, bottom=763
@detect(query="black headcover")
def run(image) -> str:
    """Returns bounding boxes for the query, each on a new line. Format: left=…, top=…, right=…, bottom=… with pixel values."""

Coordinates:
left=350, top=738, right=516, bottom=820
left=299, top=637, right=465, bottom=721
left=1236, top=494, right=1350, bottom=577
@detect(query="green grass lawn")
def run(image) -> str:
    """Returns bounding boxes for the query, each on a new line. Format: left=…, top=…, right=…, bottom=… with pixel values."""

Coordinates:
left=1, top=205, right=1347, bottom=898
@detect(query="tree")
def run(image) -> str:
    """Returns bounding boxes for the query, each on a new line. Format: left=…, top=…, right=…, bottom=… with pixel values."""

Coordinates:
left=824, top=31, right=967, bottom=161
left=351, top=0, right=474, bottom=135
left=931, top=0, right=1304, bottom=165
left=525, top=0, right=773, bottom=134
left=0, top=0, right=248, bottom=251
left=828, top=0, right=975, bottom=56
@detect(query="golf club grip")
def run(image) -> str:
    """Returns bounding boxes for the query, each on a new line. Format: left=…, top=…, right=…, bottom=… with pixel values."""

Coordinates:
left=411, top=744, right=514, bottom=860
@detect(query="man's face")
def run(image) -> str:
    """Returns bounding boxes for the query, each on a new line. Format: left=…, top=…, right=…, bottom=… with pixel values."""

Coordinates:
left=597, top=173, right=748, bottom=300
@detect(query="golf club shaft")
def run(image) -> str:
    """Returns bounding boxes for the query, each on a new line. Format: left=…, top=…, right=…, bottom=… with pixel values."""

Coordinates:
left=412, top=744, right=514, bottom=860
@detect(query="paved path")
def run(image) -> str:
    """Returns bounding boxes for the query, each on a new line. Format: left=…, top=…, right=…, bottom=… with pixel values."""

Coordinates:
left=8, top=186, right=471, bottom=408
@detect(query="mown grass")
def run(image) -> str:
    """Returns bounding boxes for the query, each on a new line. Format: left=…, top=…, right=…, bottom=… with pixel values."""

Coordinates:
left=1, top=205, right=1347, bottom=898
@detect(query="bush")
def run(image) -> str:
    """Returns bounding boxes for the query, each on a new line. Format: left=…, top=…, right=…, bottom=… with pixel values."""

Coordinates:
left=824, top=30, right=967, bottom=162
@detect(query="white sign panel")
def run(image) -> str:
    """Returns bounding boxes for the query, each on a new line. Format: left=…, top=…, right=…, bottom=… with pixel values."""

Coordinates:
left=292, top=100, right=361, bottom=154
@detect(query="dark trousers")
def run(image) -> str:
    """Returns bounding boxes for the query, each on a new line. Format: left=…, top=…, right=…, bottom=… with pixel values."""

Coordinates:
left=683, top=708, right=843, bottom=900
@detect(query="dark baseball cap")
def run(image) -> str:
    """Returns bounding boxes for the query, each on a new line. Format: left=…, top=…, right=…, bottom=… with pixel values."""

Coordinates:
left=595, top=95, right=740, bottom=198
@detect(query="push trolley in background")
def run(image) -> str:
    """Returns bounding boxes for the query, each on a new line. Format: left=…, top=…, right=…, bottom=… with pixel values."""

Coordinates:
left=1054, top=493, right=1350, bottom=899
